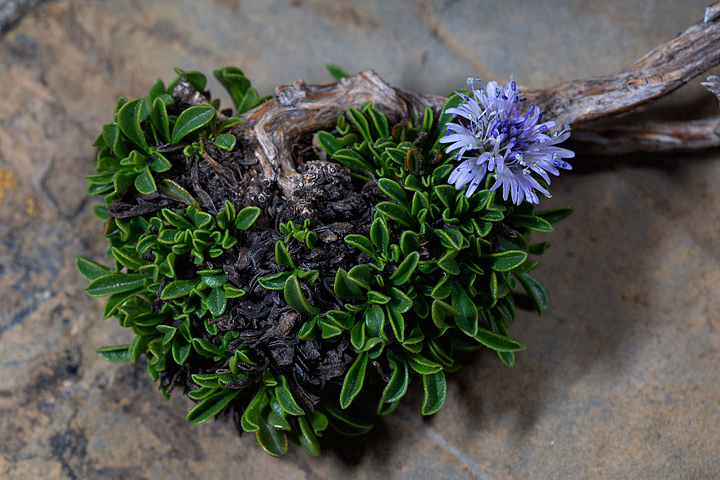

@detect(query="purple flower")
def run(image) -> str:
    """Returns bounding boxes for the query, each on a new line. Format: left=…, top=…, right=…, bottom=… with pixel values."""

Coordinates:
left=439, top=77, right=574, bottom=205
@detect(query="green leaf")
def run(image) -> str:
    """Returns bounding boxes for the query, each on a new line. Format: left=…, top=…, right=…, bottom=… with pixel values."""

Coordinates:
left=347, top=107, right=372, bottom=143
left=161, top=278, right=199, bottom=300
left=376, top=201, right=412, bottom=227
left=258, top=271, right=292, bottom=290
left=515, top=271, right=549, bottom=314
left=214, top=133, right=236, bottom=151
left=345, top=234, right=379, bottom=260
left=234, top=206, right=261, bottom=230
left=275, top=376, right=304, bottom=416
left=322, top=402, right=374, bottom=436
left=117, top=98, right=150, bottom=151
left=256, top=422, right=288, bottom=457
left=97, top=345, right=131, bottom=363
left=451, top=284, right=479, bottom=337
left=536, top=205, right=573, bottom=224
left=382, top=348, right=410, bottom=404
left=206, top=287, right=227, bottom=316
left=316, top=130, right=342, bottom=156
left=510, top=214, right=553, bottom=232
left=367, top=106, right=389, bottom=138
left=158, top=179, right=197, bottom=206
left=284, top=274, right=320, bottom=315
left=76, top=256, right=111, bottom=282
left=474, top=328, right=525, bottom=352
left=434, top=228, right=465, bottom=250
left=364, top=304, right=385, bottom=338
left=134, top=166, right=157, bottom=194
left=388, top=251, right=419, bottom=286
left=213, top=67, right=251, bottom=110
left=192, top=338, right=230, bottom=358
left=186, top=388, right=240, bottom=425
left=241, top=389, right=266, bottom=432
left=369, top=216, right=390, bottom=254
left=421, top=371, right=447, bottom=415
left=340, top=351, right=368, bottom=409
left=404, top=351, right=442, bottom=375
left=86, top=273, right=146, bottom=297
left=326, top=64, right=350, bottom=81
left=150, top=151, right=172, bottom=172
left=297, top=415, right=321, bottom=456
left=332, top=148, right=374, bottom=172
left=274, top=241, right=295, bottom=268
left=333, top=268, right=365, bottom=300
left=151, top=97, right=171, bottom=142
left=488, top=250, right=527, bottom=272
left=377, top=178, right=409, bottom=211
left=171, top=104, right=216, bottom=143
left=172, top=338, right=191, bottom=364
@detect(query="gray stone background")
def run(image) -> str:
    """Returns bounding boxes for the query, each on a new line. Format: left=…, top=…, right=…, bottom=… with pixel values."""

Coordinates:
left=1, top=1, right=719, bottom=478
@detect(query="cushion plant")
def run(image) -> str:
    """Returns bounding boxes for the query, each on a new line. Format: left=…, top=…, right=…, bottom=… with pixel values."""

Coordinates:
left=77, top=66, right=572, bottom=457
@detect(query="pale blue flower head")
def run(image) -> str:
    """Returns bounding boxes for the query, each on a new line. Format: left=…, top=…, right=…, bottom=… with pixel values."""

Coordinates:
left=439, top=78, right=574, bottom=205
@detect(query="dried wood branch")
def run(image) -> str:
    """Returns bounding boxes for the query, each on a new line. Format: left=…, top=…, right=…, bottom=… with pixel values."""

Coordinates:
left=524, top=1, right=720, bottom=127
left=238, top=2, right=720, bottom=198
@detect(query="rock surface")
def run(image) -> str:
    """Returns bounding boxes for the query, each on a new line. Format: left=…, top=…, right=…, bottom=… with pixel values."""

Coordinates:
left=1, top=1, right=719, bottom=479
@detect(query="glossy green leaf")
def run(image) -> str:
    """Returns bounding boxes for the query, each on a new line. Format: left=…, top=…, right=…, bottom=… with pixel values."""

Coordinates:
left=256, top=422, right=288, bottom=457
left=241, top=389, right=266, bottom=432
left=214, top=133, right=236, bottom=151
left=367, top=106, right=389, bottom=138
left=333, top=268, right=365, bottom=300
left=234, top=205, right=261, bottom=230
left=134, top=165, right=157, bottom=194
left=536, top=205, right=573, bottom=224
left=377, top=178, right=409, bottom=211
left=117, top=98, right=149, bottom=151
left=297, top=415, right=321, bottom=456
left=370, top=216, right=390, bottom=254
left=186, top=388, right=240, bottom=425
left=364, top=304, right=385, bottom=338
left=86, top=273, right=146, bottom=297
left=151, top=97, right=171, bottom=142
left=331, top=148, right=374, bottom=172
left=510, top=214, right=553, bottom=232
left=97, top=345, right=131, bottom=363
left=474, top=328, right=525, bottom=352
left=382, top=348, right=410, bottom=404
left=158, top=179, right=197, bottom=206
left=206, top=287, right=227, bottom=316
left=274, top=241, right=295, bottom=268
left=347, top=106, right=372, bottom=143
left=284, top=274, right=320, bottom=315
left=376, top=201, right=412, bottom=227
left=404, top=351, right=442, bottom=375
left=488, top=250, right=527, bottom=272
left=172, top=338, right=191, bottom=364
left=515, top=271, right=549, bottom=315
left=76, top=256, right=111, bottom=282
left=388, top=251, right=419, bottom=286
left=171, top=104, right=216, bottom=143
left=421, top=371, right=447, bottom=415
left=345, top=234, right=379, bottom=260
left=451, top=284, right=478, bottom=337
left=192, top=338, right=230, bottom=358
left=160, top=278, right=199, bottom=300
left=258, top=271, right=292, bottom=290
left=275, top=376, right=304, bottom=416
left=322, top=402, right=374, bottom=436
left=316, top=130, right=342, bottom=155
left=340, top=351, right=368, bottom=409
